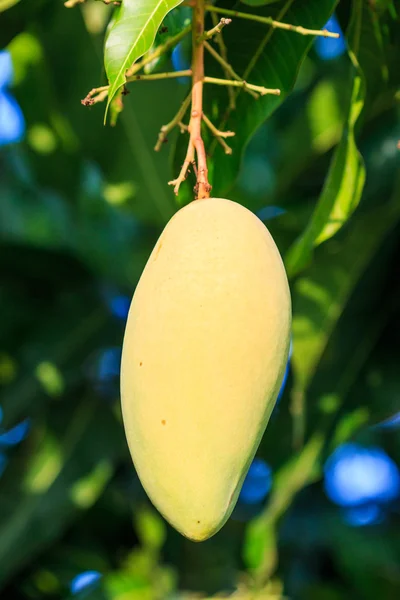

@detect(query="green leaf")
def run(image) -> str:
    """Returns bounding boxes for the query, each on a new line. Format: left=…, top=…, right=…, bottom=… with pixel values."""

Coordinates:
left=356, top=0, right=389, bottom=116
left=156, top=3, right=191, bottom=38
left=285, top=1, right=366, bottom=277
left=315, top=248, right=400, bottom=428
left=135, top=507, right=166, bottom=552
left=104, top=0, right=184, bottom=119
left=244, top=434, right=323, bottom=571
left=0, top=0, right=20, bottom=13
left=243, top=521, right=276, bottom=574
left=291, top=199, right=400, bottom=392
left=285, top=76, right=365, bottom=275
left=276, top=76, right=346, bottom=197
left=142, top=4, right=191, bottom=75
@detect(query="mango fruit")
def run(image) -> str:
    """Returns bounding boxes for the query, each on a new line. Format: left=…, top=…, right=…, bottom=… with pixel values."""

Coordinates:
left=121, top=198, right=291, bottom=541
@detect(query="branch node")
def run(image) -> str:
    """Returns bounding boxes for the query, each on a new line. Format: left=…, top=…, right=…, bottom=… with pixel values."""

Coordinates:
left=202, top=113, right=234, bottom=155
left=81, top=95, right=95, bottom=107
left=200, top=17, right=232, bottom=42
left=168, top=140, right=195, bottom=195
left=81, top=86, right=109, bottom=107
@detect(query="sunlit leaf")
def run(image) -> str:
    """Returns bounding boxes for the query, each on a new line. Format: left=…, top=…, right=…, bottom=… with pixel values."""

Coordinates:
left=23, top=430, right=63, bottom=494
left=0, top=0, right=20, bottom=13
left=104, top=0, right=184, bottom=118
left=135, top=507, right=166, bottom=552
left=285, top=0, right=366, bottom=276
left=276, top=76, right=345, bottom=196
left=70, top=460, right=113, bottom=509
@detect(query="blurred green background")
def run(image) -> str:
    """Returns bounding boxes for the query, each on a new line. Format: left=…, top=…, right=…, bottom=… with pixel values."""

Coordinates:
left=0, top=0, right=400, bottom=598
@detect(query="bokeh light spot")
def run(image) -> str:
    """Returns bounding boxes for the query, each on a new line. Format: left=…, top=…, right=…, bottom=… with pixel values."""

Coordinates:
left=104, top=181, right=136, bottom=206
left=239, top=458, right=272, bottom=505
left=70, top=571, right=102, bottom=595
left=344, top=503, right=383, bottom=528
left=324, top=443, right=400, bottom=507
left=171, top=42, right=191, bottom=84
left=0, top=418, right=31, bottom=447
left=109, top=295, right=131, bottom=320
left=35, top=361, right=64, bottom=397
left=0, top=90, right=25, bottom=146
left=315, top=15, right=346, bottom=61
left=0, top=50, right=13, bottom=89
left=27, top=123, right=57, bottom=154
left=378, top=412, right=400, bottom=430
left=90, top=347, right=122, bottom=400
left=99, top=348, right=121, bottom=381
left=70, top=460, right=113, bottom=509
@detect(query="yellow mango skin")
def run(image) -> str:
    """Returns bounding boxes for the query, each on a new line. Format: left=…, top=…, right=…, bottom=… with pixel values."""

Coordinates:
left=121, top=198, right=291, bottom=541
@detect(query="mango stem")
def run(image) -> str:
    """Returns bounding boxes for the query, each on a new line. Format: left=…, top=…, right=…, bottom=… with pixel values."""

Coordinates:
left=190, top=0, right=212, bottom=199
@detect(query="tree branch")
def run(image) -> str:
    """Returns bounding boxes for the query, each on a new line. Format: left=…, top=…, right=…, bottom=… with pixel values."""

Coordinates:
left=204, top=76, right=281, bottom=96
left=191, top=0, right=211, bottom=199
left=209, top=11, right=235, bottom=110
left=128, top=70, right=192, bottom=82
left=65, top=0, right=121, bottom=6
left=199, top=17, right=232, bottom=41
left=204, top=41, right=258, bottom=99
left=204, top=5, right=340, bottom=38
left=169, top=140, right=195, bottom=194
left=82, top=85, right=109, bottom=106
left=202, top=113, right=234, bottom=155
left=155, top=93, right=192, bottom=151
